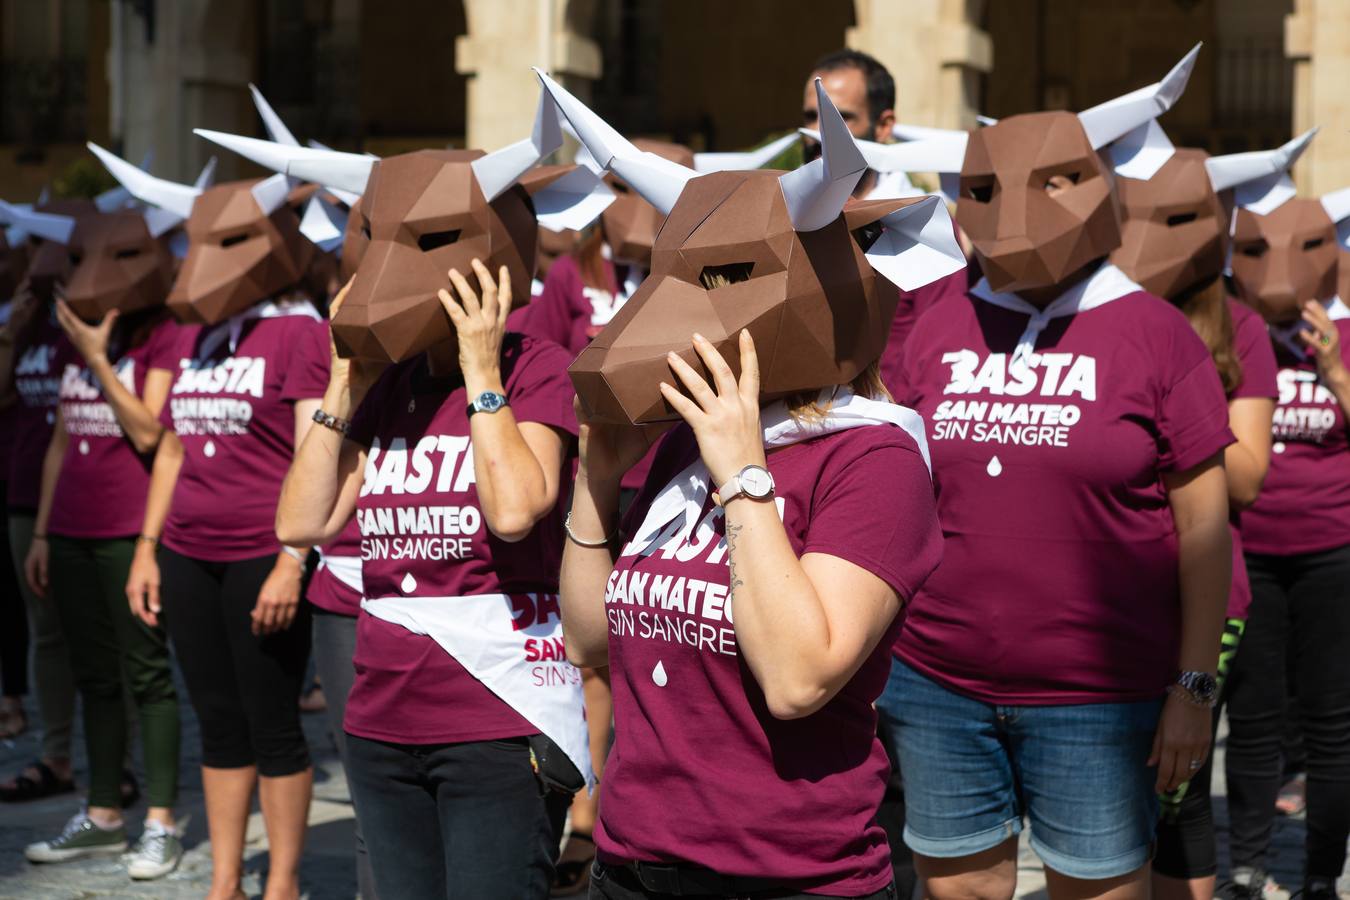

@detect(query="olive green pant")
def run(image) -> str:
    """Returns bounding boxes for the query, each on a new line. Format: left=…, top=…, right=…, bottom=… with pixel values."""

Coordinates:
left=8, top=513, right=74, bottom=762
left=49, top=535, right=180, bottom=809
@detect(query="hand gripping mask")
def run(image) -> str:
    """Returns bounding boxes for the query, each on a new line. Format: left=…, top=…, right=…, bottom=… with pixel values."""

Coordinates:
left=0, top=200, right=177, bottom=321
left=537, top=70, right=967, bottom=425
left=87, top=141, right=316, bottom=325
left=1110, top=129, right=1318, bottom=300
left=837, top=45, right=1201, bottom=295
left=581, top=133, right=799, bottom=267
left=1229, top=182, right=1350, bottom=326
left=195, top=86, right=617, bottom=362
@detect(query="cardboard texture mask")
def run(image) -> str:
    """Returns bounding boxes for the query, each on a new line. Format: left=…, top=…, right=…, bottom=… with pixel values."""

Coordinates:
left=602, top=139, right=694, bottom=267
left=194, top=87, right=615, bottom=362
left=838, top=46, right=1200, bottom=294
left=21, top=199, right=96, bottom=300
left=87, top=142, right=316, bottom=325
left=164, top=181, right=315, bottom=324
left=538, top=70, right=966, bottom=425
left=1110, top=130, right=1319, bottom=300
left=1112, top=149, right=1230, bottom=299
left=63, top=211, right=176, bottom=321
left=1230, top=198, right=1343, bottom=325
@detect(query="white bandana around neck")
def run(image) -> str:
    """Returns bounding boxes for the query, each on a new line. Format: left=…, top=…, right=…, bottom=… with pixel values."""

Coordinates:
left=627, top=388, right=931, bottom=556
left=970, top=262, right=1143, bottom=363
left=361, top=590, right=592, bottom=790
left=198, top=296, right=323, bottom=359
left=1269, top=295, right=1350, bottom=358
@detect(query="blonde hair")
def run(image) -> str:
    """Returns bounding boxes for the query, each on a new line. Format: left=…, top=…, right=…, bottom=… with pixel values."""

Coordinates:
left=1178, top=276, right=1241, bottom=395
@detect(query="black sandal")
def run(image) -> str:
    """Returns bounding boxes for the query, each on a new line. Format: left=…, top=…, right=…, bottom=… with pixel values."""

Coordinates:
left=551, top=832, right=596, bottom=896
left=0, top=760, right=75, bottom=803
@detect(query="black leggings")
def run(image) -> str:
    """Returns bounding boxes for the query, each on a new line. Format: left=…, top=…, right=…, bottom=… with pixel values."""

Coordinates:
left=159, top=547, right=311, bottom=776
left=0, top=489, right=28, bottom=697
left=1225, top=545, right=1350, bottom=881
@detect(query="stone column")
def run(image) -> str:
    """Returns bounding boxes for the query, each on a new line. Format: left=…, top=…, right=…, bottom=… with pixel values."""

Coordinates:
left=1286, top=0, right=1350, bottom=194
left=847, top=0, right=992, bottom=129
left=112, top=0, right=257, bottom=182
left=456, top=0, right=601, bottom=151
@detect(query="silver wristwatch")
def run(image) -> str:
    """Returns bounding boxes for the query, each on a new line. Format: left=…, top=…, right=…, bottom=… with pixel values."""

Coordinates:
left=1173, top=671, right=1219, bottom=708
left=716, top=464, right=775, bottom=506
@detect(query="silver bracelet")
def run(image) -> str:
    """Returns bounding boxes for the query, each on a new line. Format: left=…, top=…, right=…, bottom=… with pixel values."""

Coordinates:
left=312, top=408, right=351, bottom=435
left=280, top=546, right=308, bottom=566
left=564, top=512, right=615, bottom=548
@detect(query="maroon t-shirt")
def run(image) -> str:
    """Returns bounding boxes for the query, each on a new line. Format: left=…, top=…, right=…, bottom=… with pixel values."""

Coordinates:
left=343, top=333, right=578, bottom=745
left=880, top=267, right=970, bottom=398
left=160, top=314, right=330, bottom=561
left=8, top=306, right=75, bottom=510
left=892, top=289, right=1233, bottom=704
left=48, top=317, right=180, bottom=538
left=308, top=516, right=362, bottom=617
left=1240, top=317, right=1350, bottom=556
left=1224, top=299, right=1278, bottom=619
left=596, top=424, right=941, bottom=895
left=518, top=253, right=653, bottom=491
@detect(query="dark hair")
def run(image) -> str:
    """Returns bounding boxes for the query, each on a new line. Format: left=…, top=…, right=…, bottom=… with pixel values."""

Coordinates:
left=811, top=49, right=895, bottom=127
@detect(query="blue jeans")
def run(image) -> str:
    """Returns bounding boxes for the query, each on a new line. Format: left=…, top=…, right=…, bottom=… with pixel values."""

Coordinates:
left=877, top=659, right=1163, bottom=880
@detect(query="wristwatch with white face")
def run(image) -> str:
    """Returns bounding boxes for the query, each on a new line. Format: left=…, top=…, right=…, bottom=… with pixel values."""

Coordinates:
left=466, top=390, right=509, bottom=418
left=717, top=464, right=775, bottom=506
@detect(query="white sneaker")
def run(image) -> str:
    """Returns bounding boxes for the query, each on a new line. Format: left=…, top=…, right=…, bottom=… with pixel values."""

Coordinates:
left=125, top=818, right=185, bottom=880
left=25, top=808, right=128, bottom=862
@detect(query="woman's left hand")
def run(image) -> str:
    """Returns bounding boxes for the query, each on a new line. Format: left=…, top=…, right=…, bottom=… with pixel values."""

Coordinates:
left=1300, top=300, right=1346, bottom=382
left=1149, top=690, right=1213, bottom=792
left=54, top=299, right=115, bottom=365
left=251, top=553, right=303, bottom=636
left=439, top=259, right=510, bottom=391
left=660, top=330, right=766, bottom=487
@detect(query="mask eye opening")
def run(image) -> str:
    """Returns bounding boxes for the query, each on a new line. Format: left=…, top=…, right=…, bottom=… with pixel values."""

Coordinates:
left=360, top=216, right=372, bottom=241
left=1166, top=212, right=1198, bottom=227
left=699, top=262, right=754, bottom=289
left=220, top=232, right=250, bottom=248
left=115, top=247, right=142, bottom=260
left=417, top=229, right=462, bottom=252
left=1303, top=237, right=1326, bottom=251
left=1239, top=241, right=1268, bottom=259
left=966, top=183, right=993, bottom=203
left=68, top=252, right=82, bottom=266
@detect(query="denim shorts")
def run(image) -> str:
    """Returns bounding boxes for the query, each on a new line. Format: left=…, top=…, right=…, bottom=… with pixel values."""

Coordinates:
left=877, top=659, right=1163, bottom=880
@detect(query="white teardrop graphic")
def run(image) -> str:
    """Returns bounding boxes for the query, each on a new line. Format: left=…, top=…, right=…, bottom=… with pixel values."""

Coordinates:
left=78, top=440, right=90, bottom=456
left=400, top=572, right=417, bottom=593
left=1273, top=442, right=1286, bottom=454
left=651, top=661, right=668, bottom=687
left=203, top=440, right=216, bottom=458
left=986, top=455, right=1003, bottom=477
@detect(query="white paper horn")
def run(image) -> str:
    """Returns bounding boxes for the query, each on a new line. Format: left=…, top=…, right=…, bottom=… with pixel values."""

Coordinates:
left=801, top=127, right=966, bottom=177
left=1077, top=43, right=1200, bottom=150
left=1205, top=128, right=1318, bottom=193
left=778, top=79, right=867, bottom=231
left=0, top=200, right=76, bottom=245
left=534, top=67, right=696, bottom=215
left=248, top=84, right=300, bottom=147
left=193, top=129, right=376, bottom=199
left=693, top=132, right=799, bottom=173
left=87, top=142, right=201, bottom=220
left=470, top=87, right=564, bottom=202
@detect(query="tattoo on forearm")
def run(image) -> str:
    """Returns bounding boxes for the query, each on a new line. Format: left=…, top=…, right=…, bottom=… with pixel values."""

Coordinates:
left=726, top=522, right=744, bottom=601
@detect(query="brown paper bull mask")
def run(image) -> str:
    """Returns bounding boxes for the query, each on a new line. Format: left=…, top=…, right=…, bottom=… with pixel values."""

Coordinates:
left=839, top=45, right=1200, bottom=295
left=1110, top=129, right=1319, bottom=300
left=64, top=211, right=175, bottom=320
left=87, top=142, right=317, bottom=325
left=539, top=70, right=966, bottom=424
left=194, top=88, right=617, bottom=362
left=14, top=199, right=97, bottom=301
left=1230, top=193, right=1350, bottom=325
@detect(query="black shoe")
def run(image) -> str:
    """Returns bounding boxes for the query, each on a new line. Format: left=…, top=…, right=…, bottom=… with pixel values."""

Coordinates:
left=1218, top=869, right=1268, bottom=900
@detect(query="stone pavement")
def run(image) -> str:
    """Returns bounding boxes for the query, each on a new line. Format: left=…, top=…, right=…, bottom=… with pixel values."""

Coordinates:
left=0, top=684, right=1345, bottom=899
